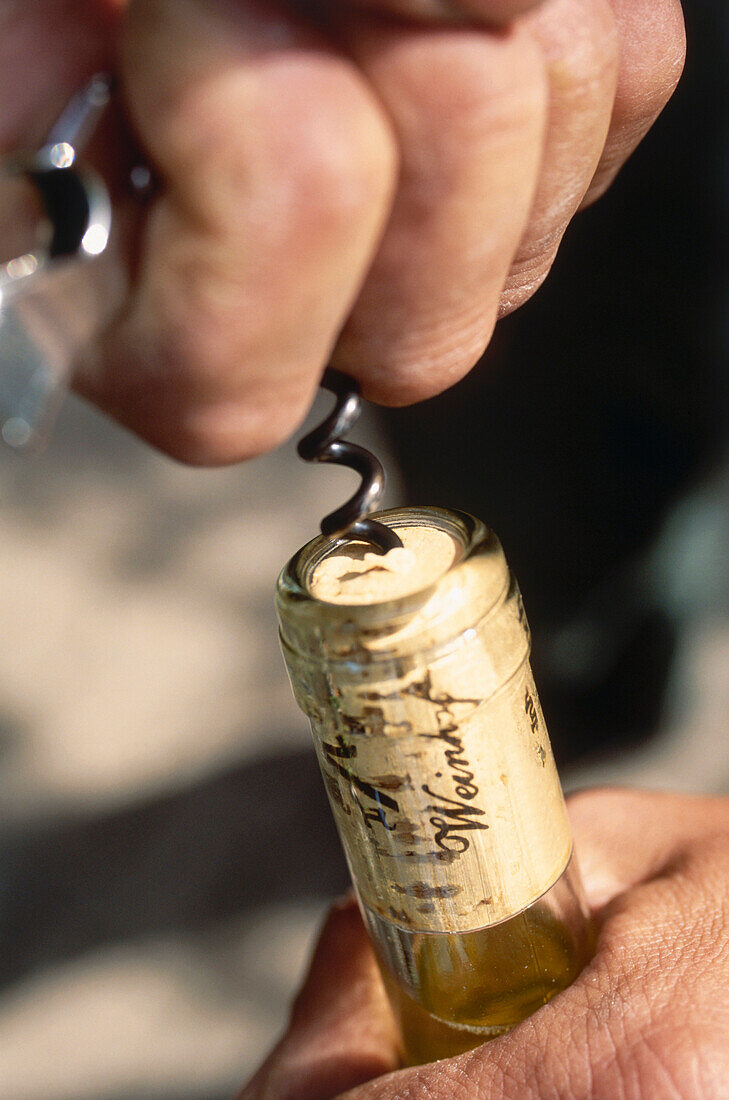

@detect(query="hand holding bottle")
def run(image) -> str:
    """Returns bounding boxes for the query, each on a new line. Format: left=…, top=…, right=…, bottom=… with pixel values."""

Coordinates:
left=240, top=789, right=729, bottom=1100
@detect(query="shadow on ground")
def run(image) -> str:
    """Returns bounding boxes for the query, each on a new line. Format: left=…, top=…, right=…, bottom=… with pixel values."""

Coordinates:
left=1, top=748, right=348, bottom=990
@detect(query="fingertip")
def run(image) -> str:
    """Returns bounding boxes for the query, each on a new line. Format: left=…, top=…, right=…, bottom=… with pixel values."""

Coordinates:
left=82, top=306, right=322, bottom=466
left=341, top=319, right=495, bottom=407
left=142, top=394, right=317, bottom=467
left=498, top=251, right=554, bottom=317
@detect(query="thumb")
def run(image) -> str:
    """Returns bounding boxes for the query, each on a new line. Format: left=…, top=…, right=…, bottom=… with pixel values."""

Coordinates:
left=239, top=897, right=401, bottom=1100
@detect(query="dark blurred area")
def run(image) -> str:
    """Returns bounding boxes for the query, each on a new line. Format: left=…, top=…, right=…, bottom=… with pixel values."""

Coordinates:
left=1, top=751, right=345, bottom=990
left=382, top=0, right=728, bottom=769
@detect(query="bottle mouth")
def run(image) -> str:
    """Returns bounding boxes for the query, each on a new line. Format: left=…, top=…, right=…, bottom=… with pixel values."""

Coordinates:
left=282, top=506, right=482, bottom=612
left=277, top=505, right=522, bottom=675
left=304, top=518, right=459, bottom=606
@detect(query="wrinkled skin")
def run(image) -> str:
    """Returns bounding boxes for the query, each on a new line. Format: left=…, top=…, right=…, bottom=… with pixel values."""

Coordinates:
left=0, top=0, right=684, bottom=463
left=241, top=789, right=729, bottom=1100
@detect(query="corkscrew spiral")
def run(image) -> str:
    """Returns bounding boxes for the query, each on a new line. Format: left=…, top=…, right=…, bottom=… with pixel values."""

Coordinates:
left=297, top=369, right=403, bottom=553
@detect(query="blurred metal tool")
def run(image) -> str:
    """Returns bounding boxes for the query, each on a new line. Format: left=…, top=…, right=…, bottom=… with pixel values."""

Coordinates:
left=0, top=73, right=120, bottom=451
left=297, top=368, right=403, bottom=553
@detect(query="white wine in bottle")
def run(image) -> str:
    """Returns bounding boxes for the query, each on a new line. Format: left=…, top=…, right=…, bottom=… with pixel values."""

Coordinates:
left=277, top=507, right=593, bottom=1065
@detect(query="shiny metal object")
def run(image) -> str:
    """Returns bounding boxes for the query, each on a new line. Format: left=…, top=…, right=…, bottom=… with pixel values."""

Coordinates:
left=297, top=369, right=403, bottom=553
left=0, top=74, right=115, bottom=450
left=0, top=73, right=113, bottom=291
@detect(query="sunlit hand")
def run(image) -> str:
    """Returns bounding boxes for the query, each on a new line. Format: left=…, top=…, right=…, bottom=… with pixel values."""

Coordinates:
left=240, top=789, right=729, bottom=1100
left=1, top=0, right=684, bottom=463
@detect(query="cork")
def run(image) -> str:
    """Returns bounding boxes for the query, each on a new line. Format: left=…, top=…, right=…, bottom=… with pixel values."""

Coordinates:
left=308, top=525, right=457, bottom=605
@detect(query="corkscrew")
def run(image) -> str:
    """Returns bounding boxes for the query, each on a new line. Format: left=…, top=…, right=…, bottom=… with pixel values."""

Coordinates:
left=0, top=73, right=116, bottom=450
left=0, top=73, right=114, bottom=292
left=0, top=76, right=401, bottom=555
left=297, top=368, right=403, bottom=554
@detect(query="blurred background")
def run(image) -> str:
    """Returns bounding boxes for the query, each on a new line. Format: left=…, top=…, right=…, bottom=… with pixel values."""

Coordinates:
left=1, top=1, right=727, bottom=1097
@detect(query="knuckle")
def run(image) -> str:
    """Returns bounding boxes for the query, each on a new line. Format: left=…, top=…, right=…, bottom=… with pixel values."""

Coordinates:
left=395, top=26, right=547, bottom=144
left=135, top=47, right=397, bottom=243
left=275, top=83, right=397, bottom=245
left=287, top=82, right=394, bottom=236
left=160, top=73, right=397, bottom=250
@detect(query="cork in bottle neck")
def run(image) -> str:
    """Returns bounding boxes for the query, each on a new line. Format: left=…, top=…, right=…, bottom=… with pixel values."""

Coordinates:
left=277, top=508, right=513, bottom=667
left=307, top=523, right=457, bottom=605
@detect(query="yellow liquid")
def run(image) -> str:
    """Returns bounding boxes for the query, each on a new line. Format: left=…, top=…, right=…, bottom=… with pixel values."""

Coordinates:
left=368, top=903, right=592, bottom=1065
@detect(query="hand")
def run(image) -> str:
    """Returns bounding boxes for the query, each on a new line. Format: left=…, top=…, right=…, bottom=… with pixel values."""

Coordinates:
left=1, top=1, right=684, bottom=464
left=241, top=789, right=729, bottom=1099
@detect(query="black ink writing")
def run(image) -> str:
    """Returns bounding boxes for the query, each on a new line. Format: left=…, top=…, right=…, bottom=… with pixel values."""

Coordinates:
left=397, top=672, right=489, bottom=852
left=524, top=688, right=539, bottom=734
left=422, top=785, right=489, bottom=853
left=322, top=737, right=399, bottom=834
left=322, top=734, right=357, bottom=759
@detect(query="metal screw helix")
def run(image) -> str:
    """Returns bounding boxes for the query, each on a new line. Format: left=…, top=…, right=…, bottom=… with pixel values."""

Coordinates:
left=297, top=369, right=403, bottom=554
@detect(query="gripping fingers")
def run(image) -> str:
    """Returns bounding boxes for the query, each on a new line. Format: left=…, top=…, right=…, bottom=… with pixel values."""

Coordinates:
left=78, top=0, right=397, bottom=464
left=330, top=17, right=548, bottom=404
left=66, top=0, right=682, bottom=457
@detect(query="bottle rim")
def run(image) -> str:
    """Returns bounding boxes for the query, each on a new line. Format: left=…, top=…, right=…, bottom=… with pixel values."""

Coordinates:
left=278, top=506, right=490, bottom=617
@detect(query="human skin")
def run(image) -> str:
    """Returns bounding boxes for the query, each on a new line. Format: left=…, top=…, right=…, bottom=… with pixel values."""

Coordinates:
left=0, top=0, right=685, bottom=464
left=240, top=789, right=729, bottom=1100
left=3, top=9, right=713, bottom=1096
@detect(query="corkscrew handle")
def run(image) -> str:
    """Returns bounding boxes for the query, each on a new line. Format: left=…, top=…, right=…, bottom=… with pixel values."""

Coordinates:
left=0, top=74, right=116, bottom=451
left=1, top=73, right=114, bottom=292
left=297, top=369, right=403, bottom=554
